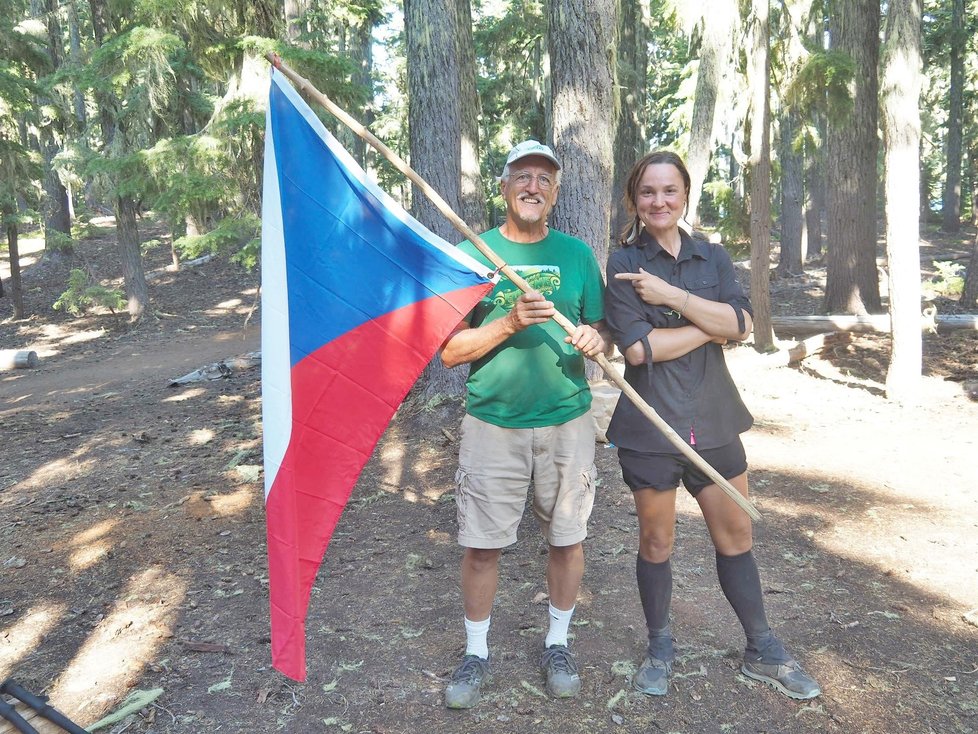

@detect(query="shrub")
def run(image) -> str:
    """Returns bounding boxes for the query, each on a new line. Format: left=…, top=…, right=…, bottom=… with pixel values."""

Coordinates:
left=53, top=268, right=126, bottom=316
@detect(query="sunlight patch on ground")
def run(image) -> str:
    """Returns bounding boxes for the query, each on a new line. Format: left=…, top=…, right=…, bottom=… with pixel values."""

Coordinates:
left=163, top=386, right=207, bottom=402
left=26, top=456, right=97, bottom=488
left=207, top=486, right=255, bottom=516
left=61, top=329, right=107, bottom=346
left=0, top=237, right=42, bottom=279
left=189, top=427, right=215, bottom=444
left=67, top=519, right=119, bottom=571
left=47, top=566, right=186, bottom=724
left=378, top=443, right=405, bottom=490
left=0, top=602, right=66, bottom=677
left=203, top=298, right=252, bottom=317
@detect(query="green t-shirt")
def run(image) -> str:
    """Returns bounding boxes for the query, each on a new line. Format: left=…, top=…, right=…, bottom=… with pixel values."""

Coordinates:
left=458, top=228, right=605, bottom=428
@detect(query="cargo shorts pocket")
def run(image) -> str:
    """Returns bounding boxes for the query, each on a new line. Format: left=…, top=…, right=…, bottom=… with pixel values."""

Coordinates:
left=454, top=466, right=470, bottom=534
left=577, top=464, right=597, bottom=525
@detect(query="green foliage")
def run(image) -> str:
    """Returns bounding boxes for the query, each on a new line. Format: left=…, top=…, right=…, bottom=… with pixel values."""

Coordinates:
left=924, top=260, right=965, bottom=298
left=174, top=213, right=259, bottom=261
left=785, top=50, right=856, bottom=125
left=474, top=0, right=549, bottom=154
left=53, top=268, right=126, bottom=316
left=46, top=229, right=75, bottom=253
left=703, top=179, right=749, bottom=247
left=646, top=0, right=689, bottom=147
left=0, top=133, right=42, bottom=217
left=141, top=238, right=162, bottom=255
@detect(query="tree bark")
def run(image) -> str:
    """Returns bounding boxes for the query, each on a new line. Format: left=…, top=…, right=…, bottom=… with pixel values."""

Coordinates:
left=40, top=0, right=73, bottom=258
left=116, top=194, right=148, bottom=319
left=881, top=0, right=923, bottom=402
left=345, top=19, right=373, bottom=168
left=5, top=221, right=24, bottom=319
left=67, top=0, right=87, bottom=130
left=824, top=0, right=882, bottom=315
left=962, top=229, right=978, bottom=308
left=456, top=0, right=487, bottom=233
left=778, top=108, right=805, bottom=276
left=745, top=0, right=773, bottom=351
left=612, top=0, right=648, bottom=242
left=940, top=0, right=965, bottom=233
left=89, top=0, right=149, bottom=321
left=548, top=0, right=616, bottom=269
left=804, top=127, right=825, bottom=258
left=405, top=0, right=476, bottom=398
left=284, top=0, right=303, bottom=42
left=687, top=4, right=734, bottom=228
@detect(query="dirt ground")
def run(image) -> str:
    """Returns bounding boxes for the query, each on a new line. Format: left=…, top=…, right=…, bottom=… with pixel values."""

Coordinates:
left=1, top=219, right=976, bottom=734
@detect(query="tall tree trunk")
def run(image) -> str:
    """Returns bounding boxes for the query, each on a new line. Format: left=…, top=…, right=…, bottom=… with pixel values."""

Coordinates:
left=612, top=0, right=648, bottom=243
left=746, top=0, right=773, bottom=351
left=824, top=0, right=882, bottom=315
left=284, top=0, right=303, bottom=42
left=457, top=0, right=487, bottom=233
left=41, top=0, right=73, bottom=258
left=5, top=220, right=25, bottom=319
left=881, top=0, right=923, bottom=402
left=89, top=0, right=149, bottom=321
left=405, top=0, right=472, bottom=398
left=804, top=123, right=825, bottom=259
left=548, top=0, right=616, bottom=269
left=940, top=0, right=965, bottom=233
left=67, top=0, right=87, bottom=130
left=962, top=229, right=978, bottom=308
left=345, top=16, right=374, bottom=169
left=778, top=109, right=805, bottom=276
left=687, top=4, right=734, bottom=229
left=116, top=195, right=148, bottom=318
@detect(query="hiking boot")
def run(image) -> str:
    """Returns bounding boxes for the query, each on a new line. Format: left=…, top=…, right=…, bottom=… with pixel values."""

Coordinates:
left=633, top=654, right=671, bottom=696
left=741, top=656, right=821, bottom=700
left=541, top=644, right=582, bottom=698
left=444, top=655, right=490, bottom=709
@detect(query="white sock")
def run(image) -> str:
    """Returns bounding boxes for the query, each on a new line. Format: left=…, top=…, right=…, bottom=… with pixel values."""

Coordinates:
left=464, top=616, right=490, bottom=659
left=545, top=603, right=575, bottom=648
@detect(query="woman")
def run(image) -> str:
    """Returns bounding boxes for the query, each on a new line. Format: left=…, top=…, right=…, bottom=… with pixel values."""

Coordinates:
left=604, top=151, right=820, bottom=701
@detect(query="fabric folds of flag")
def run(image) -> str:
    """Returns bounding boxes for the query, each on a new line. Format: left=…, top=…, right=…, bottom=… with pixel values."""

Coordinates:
left=261, top=68, right=495, bottom=681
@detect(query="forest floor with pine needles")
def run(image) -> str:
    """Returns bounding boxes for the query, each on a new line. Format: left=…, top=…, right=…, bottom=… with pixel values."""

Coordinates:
left=0, top=216, right=976, bottom=734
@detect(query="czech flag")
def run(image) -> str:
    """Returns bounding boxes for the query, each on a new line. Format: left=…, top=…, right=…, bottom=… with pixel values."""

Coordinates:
left=261, top=68, right=495, bottom=681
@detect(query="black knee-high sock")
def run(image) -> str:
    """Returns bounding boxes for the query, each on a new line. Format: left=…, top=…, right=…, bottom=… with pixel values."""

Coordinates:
left=636, top=555, right=674, bottom=661
left=715, top=550, right=788, bottom=662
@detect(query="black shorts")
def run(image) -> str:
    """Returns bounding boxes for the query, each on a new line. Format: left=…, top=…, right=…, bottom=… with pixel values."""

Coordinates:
left=617, top=437, right=748, bottom=496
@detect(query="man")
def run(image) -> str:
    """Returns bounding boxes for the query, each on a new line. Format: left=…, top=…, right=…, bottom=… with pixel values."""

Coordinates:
left=440, top=140, right=609, bottom=709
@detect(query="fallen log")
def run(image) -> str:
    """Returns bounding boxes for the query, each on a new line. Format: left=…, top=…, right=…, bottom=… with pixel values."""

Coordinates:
left=168, top=351, right=261, bottom=386
left=0, top=350, right=38, bottom=370
left=724, top=332, right=849, bottom=371
left=770, top=313, right=978, bottom=336
left=146, top=253, right=216, bottom=283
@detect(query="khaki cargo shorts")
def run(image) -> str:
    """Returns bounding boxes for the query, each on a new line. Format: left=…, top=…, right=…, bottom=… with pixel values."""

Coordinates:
left=454, top=412, right=597, bottom=549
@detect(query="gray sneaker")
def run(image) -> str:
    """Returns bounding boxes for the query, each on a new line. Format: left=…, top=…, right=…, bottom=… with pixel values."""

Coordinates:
left=633, top=654, right=671, bottom=696
left=741, top=657, right=821, bottom=700
left=444, top=655, right=490, bottom=709
left=541, top=644, right=582, bottom=698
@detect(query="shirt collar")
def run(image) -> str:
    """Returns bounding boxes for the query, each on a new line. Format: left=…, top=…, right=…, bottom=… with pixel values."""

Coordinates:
left=637, top=229, right=709, bottom=263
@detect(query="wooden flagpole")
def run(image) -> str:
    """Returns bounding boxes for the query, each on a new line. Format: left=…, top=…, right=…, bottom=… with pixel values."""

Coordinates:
left=265, top=53, right=761, bottom=522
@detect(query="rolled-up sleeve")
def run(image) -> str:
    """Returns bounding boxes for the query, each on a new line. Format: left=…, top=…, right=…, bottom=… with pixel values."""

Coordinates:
left=605, top=250, right=654, bottom=352
left=713, top=244, right=753, bottom=334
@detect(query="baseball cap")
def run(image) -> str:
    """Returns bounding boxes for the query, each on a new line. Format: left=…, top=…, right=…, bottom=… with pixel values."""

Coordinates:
left=504, top=139, right=561, bottom=171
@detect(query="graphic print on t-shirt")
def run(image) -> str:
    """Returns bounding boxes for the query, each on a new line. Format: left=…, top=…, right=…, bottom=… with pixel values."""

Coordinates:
left=491, top=265, right=561, bottom=309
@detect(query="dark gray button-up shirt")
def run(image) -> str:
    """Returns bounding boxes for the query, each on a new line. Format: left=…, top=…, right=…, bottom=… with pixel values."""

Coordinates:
left=604, top=230, right=754, bottom=453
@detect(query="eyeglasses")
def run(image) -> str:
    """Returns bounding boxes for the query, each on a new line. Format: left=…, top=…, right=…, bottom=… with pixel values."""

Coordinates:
left=511, top=172, right=555, bottom=190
